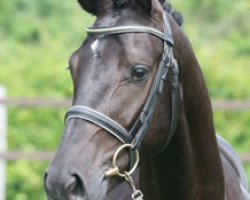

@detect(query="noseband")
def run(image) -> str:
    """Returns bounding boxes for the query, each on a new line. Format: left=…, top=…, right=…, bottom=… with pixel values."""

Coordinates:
left=65, top=13, right=180, bottom=199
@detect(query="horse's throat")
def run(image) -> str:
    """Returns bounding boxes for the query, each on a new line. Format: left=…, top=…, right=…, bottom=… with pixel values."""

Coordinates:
left=140, top=111, right=225, bottom=200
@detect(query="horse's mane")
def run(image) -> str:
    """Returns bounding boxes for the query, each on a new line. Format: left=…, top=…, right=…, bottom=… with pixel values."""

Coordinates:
left=112, top=0, right=183, bottom=26
left=159, top=0, right=183, bottom=26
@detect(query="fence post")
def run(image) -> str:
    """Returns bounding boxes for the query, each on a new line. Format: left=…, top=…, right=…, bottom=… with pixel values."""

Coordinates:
left=0, top=86, right=7, bottom=200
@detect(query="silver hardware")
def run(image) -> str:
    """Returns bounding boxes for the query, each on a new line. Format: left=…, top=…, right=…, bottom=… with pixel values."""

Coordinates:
left=124, top=172, right=144, bottom=200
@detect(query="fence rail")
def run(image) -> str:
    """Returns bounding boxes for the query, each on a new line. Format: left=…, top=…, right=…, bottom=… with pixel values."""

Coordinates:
left=0, top=97, right=250, bottom=164
left=0, top=151, right=54, bottom=161
left=0, top=151, right=250, bottom=163
left=1, top=98, right=250, bottom=110
left=0, top=98, right=70, bottom=108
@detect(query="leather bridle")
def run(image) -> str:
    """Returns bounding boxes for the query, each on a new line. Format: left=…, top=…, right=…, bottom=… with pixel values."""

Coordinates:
left=65, top=13, right=180, bottom=150
left=64, top=13, right=180, bottom=199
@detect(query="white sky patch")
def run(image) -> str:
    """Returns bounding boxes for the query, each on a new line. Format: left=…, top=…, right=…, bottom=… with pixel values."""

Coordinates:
left=91, top=39, right=100, bottom=55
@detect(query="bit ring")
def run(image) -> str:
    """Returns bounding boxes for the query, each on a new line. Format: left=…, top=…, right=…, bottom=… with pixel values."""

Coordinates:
left=106, top=144, right=140, bottom=177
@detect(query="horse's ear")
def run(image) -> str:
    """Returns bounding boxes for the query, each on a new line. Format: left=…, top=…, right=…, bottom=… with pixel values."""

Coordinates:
left=77, top=0, right=109, bottom=15
left=134, top=0, right=152, bottom=15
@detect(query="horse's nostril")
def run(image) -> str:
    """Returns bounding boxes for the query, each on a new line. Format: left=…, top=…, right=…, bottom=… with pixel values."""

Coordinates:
left=70, top=174, right=86, bottom=198
left=45, top=170, right=87, bottom=199
left=67, top=175, right=77, bottom=191
left=44, top=171, right=48, bottom=183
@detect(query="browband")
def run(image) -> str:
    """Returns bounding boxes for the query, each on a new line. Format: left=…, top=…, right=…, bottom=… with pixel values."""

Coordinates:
left=86, top=25, right=173, bottom=46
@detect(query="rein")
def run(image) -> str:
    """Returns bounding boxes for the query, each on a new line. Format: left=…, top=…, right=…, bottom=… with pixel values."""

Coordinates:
left=65, top=13, right=180, bottom=200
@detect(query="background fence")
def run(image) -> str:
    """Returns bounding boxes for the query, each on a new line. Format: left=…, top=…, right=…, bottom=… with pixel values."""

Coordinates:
left=0, top=96, right=250, bottom=162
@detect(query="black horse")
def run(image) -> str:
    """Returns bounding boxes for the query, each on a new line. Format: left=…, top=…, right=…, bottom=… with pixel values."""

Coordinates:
left=45, top=0, right=250, bottom=199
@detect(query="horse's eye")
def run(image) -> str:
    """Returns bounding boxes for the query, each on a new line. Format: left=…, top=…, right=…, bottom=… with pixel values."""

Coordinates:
left=131, top=66, right=149, bottom=82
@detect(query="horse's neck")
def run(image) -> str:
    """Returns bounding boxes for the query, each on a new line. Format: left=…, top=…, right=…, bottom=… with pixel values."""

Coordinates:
left=140, top=115, right=225, bottom=200
left=140, top=28, right=225, bottom=200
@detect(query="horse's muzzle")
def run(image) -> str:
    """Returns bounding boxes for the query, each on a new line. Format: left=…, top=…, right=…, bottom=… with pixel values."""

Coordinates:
left=44, top=170, right=87, bottom=200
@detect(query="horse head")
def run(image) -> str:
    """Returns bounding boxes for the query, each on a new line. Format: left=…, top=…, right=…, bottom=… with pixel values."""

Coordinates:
left=45, top=0, right=180, bottom=199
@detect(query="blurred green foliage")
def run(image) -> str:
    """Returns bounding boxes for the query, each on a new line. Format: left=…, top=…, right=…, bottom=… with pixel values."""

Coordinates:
left=0, top=0, right=249, bottom=199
